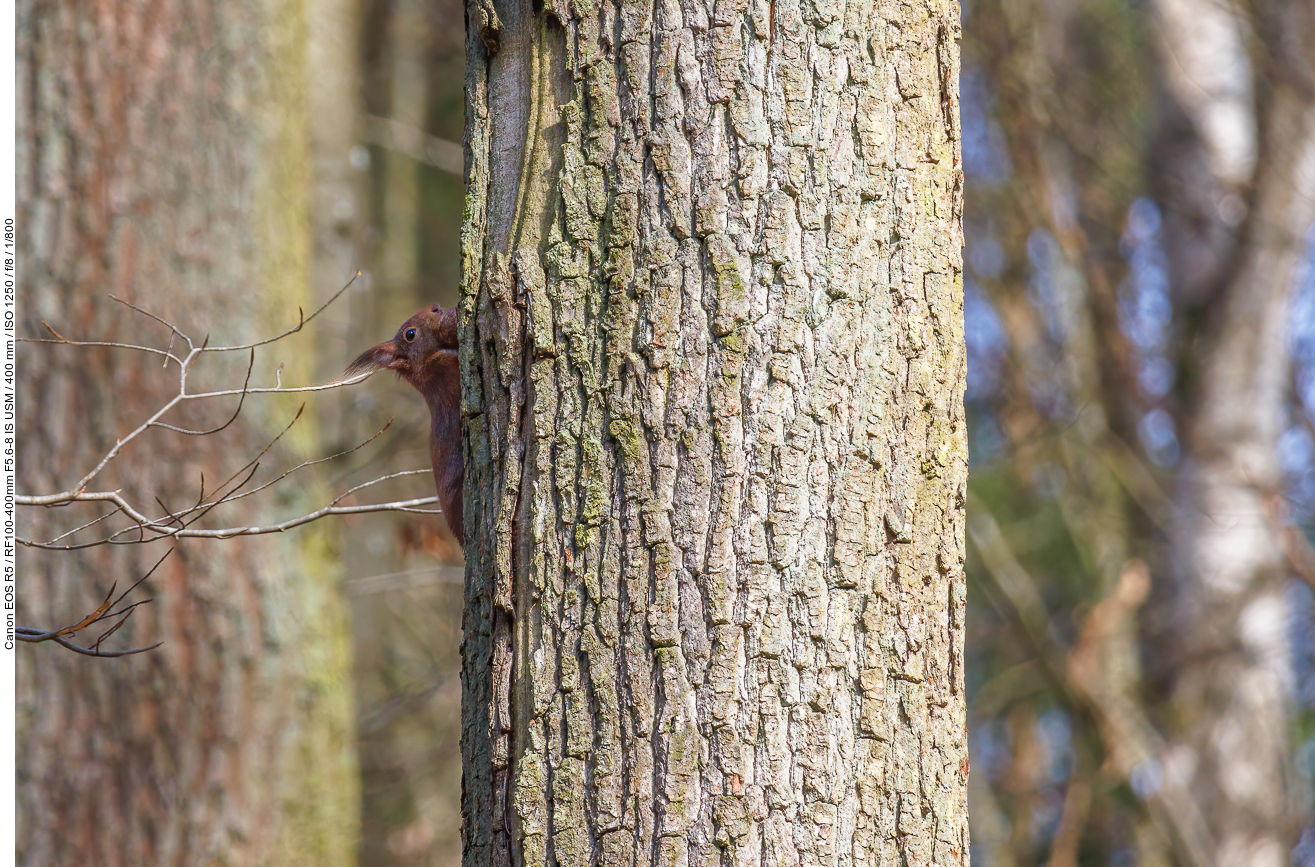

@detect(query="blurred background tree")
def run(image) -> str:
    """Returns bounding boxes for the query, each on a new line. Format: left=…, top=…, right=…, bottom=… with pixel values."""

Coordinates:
left=344, top=0, right=466, bottom=863
left=961, top=0, right=1315, bottom=865
left=16, top=0, right=363, bottom=863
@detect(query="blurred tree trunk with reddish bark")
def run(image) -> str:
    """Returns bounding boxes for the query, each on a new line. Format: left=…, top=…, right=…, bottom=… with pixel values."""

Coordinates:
left=16, top=0, right=361, bottom=864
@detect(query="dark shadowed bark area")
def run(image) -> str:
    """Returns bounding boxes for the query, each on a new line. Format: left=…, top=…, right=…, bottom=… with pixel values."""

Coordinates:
left=16, top=1, right=358, bottom=864
left=459, top=0, right=968, bottom=864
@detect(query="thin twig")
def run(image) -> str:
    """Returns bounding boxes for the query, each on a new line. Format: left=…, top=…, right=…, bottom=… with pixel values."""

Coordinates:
left=16, top=583, right=121, bottom=642
left=208, top=405, right=306, bottom=495
left=20, top=333, right=182, bottom=364
left=92, top=609, right=135, bottom=652
left=45, top=504, right=127, bottom=545
left=18, top=487, right=438, bottom=548
left=160, top=418, right=397, bottom=512
left=178, top=370, right=374, bottom=401
left=103, top=415, right=396, bottom=544
left=16, top=551, right=171, bottom=657
left=108, top=294, right=192, bottom=349
left=14, top=629, right=163, bottom=658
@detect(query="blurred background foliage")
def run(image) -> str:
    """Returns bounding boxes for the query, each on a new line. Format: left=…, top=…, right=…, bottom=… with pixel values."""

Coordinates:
left=959, top=0, right=1315, bottom=865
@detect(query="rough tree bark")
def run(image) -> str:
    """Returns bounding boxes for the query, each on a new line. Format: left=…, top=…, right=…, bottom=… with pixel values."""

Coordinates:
left=16, top=1, right=359, bottom=864
left=1149, top=1, right=1315, bottom=864
left=459, top=0, right=968, bottom=864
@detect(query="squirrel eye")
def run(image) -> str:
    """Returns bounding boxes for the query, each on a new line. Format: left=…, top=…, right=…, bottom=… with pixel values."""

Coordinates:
left=404, top=328, right=417, bottom=343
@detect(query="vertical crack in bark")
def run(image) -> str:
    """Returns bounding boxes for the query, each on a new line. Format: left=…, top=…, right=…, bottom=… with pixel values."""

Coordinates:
left=487, top=0, right=535, bottom=252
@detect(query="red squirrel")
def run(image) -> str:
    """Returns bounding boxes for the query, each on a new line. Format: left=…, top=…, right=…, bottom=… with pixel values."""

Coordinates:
left=346, top=305, right=464, bottom=545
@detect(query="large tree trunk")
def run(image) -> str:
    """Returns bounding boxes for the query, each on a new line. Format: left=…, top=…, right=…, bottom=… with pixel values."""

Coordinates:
left=1149, top=1, right=1315, bottom=864
left=16, top=1, right=359, bottom=864
left=459, top=0, right=968, bottom=864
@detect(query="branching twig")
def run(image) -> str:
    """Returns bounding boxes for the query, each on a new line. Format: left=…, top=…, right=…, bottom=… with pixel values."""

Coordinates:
left=23, top=325, right=182, bottom=365
left=18, top=272, right=442, bottom=569
left=16, top=550, right=171, bottom=657
left=196, top=270, right=360, bottom=352
left=150, top=349, right=255, bottom=436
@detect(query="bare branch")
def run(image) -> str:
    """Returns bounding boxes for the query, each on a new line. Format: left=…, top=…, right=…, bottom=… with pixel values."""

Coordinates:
left=45, top=504, right=127, bottom=545
left=92, top=609, right=135, bottom=653
left=18, top=481, right=437, bottom=549
left=17, top=276, right=444, bottom=650
left=153, top=493, right=440, bottom=540
left=154, top=496, right=185, bottom=528
left=70, top=416, right=401, bottom=547
left=180, top=370, right=375, bottom=400
left=17, top=583, right=121, bottom=642
left=17, top=274, right=376, bottom=504
left=166, top=418, right=397, bottom=512
left=210, top=404, right=306, bottom=494
left=20, top=329, right=183, bottom=365
left=14, top=630, right=163, bottom=658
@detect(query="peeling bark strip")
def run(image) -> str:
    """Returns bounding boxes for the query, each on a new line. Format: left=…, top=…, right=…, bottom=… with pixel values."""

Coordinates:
left=460, top=0, right=968, bottom=864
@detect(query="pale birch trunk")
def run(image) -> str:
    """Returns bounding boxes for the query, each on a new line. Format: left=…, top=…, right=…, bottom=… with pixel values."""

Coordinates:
left=459, top=0, right=969, bottom=864
left=16, top=0, right=359, bottom=863
left=1149, top=2, right=1315, bottom=864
